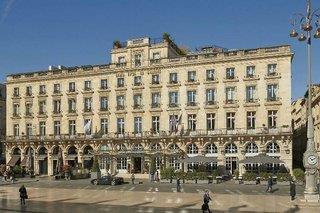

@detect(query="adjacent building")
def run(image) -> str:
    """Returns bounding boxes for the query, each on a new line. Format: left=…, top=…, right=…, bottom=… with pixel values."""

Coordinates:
left=4, top=36, right=293, bottom=176
left=0, top=83, right=6, bottom=163
left=292, top=85, right=320, bottom=169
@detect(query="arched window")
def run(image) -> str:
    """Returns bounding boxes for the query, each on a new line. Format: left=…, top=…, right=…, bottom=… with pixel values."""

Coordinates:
left=168, top=143, right=179, bottom=150
left=52, top=146, right=60, bottom=155
left=117, top=144, right=127, bottom=151
left=38, top=147, right=47, bottom=155
left=205, top=143, right=217, bottom=154
left=83, top=145, right=93, bottom=155
left=245, top=142, right=258, bottom=154
left=100, top=144, right=109, bottom=152
left=225, top=143, right=237, bottom=154
left=187, top=143, right=198, bottom=154
left=132, top=143, right=144, bottom=151
left=266, top=142, right=280, bottom=154
left=12, top=147, right=21, bottom=155
left=68, top=146, right=77, bottom=155
left=151, top=143, right=162, bottom=151
left=25, top=147, right=34, bottom=155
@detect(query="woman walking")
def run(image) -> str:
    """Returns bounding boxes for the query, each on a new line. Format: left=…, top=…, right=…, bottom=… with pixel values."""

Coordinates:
left=19, top=185, right=28, bottom=205
left=290, top=180, right=296, bottom=201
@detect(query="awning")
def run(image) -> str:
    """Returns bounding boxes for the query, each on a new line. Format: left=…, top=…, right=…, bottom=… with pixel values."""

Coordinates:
left=179, top=156, right=219, bottom=163
left=7, top=155, right=20, bottom=167
left=239, top=153, right=284, bottom=164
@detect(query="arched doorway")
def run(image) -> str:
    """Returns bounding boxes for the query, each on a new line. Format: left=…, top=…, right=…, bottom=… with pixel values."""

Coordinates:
left=52, top=146, right=61, bottom=175
left=225, top=143, right=238, bottom=175
left=38, top=147, right=48, bottom=175
left=67, top=146, right=78, bottom=167
left=22, top=147, right=34, bottom=172
left=83, top=145, right=93, bottom=169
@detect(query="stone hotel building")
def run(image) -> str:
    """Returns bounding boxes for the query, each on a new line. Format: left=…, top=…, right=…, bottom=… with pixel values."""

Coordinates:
left=4, top=36, right=293, bottom=176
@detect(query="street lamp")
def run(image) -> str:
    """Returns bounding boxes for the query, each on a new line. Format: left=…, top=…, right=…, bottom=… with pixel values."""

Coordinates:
left=290, top=0, right=320, bottom=202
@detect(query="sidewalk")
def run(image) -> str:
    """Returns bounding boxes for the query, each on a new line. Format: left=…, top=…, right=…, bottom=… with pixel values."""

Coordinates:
left=0, top=177, right=42, bottom=186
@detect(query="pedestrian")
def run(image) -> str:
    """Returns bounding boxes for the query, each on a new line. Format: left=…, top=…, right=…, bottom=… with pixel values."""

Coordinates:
left=203, top=190, right=212, bottom=213
left=131, top=173, right=135, bottom=185
left=266, top=176, right=273, bottom=192
left=156, top=170, right=159, bottom=182
left=11, top=172, right=15, bottom=184
left=176, top=178, right=181, bottom=192
left=290, top=180, right=296, bottom=201
left=19, top=185, right=28, bottom=205
left=3, top=170, right=7, bottom=182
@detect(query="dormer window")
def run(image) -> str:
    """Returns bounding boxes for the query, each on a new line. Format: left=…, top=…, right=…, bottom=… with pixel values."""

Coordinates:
left=39, top=85, right=46, bottom=94
left=53, top=84, right=61, bottom=94
left=152, top=52, right=160, bottom=60
left=84, top=80, right=91, bottom=91
left=13, top=87, right=19, bottom=97
left=69, top=82, right=76, bottom=92
left=26, top=86, right=32, bottom=96
left=118, top=56, right=125, bottom=63
left=134, top=54, right=142, bottom=67
left=246, top=66, right=255, bottom=77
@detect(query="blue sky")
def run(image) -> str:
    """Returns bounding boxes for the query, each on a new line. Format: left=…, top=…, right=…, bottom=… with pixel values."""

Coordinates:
left=0, top=0, right=319, bottom=100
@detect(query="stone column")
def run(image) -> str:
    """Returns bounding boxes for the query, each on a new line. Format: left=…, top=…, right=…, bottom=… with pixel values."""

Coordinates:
left=48, top=153, right=53, bottom=176
left=77, top=151, right=83, bottom=168
left=34, top=156, right=39, bottom=175
left=238, top=150, right=245, bottom=176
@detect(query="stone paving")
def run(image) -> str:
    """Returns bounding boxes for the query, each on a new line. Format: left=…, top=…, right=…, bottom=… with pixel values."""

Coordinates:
left=0, top=179, right=319, bottom=212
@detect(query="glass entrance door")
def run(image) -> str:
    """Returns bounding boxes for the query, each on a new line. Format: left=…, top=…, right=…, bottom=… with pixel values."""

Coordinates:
left=225, top=157, right=238, bottom=175
left=133, top=157, right=142, bottom=173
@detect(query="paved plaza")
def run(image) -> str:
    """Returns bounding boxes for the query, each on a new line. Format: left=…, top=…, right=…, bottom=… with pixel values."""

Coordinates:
left=0, top=178, right=319, bottom=212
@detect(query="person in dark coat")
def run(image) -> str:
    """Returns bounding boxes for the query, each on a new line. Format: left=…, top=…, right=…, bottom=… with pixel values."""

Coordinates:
left=203, top=190, right=212, bottom=213
left=19, top=185, right=28, bottom=205
left=266, top=176, right=273, bottom=192
left=290, top=181, right=296, bottom=201
left=176, top=178, right=181, bottom=192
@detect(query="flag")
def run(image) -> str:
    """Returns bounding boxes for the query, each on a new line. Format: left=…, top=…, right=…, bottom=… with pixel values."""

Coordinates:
left=84, top=119, right=92, bottom=135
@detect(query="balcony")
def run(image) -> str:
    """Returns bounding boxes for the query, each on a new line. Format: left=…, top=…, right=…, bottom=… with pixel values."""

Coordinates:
left=223, top=100, right=239, bottom=108
left=132, top=83, right=144, bottom=90
left=52, top=91, right=62, bottom=96
left=116, top=105, right=125, bottom=111
left=243, top=75, right=260, bottom=81
left=150, top=81, right=162, bottom=89
left=12, top=113, right=21, bottom=119
left=244, top=98, right=260, bottom=107
left=204, top=77, right=218, bottom=84
left=116, top=62, right=127, bottom=68
left=150, top=103, right=162, bottom=112
left=150, top=59, right=161, bottom=65
left=82, top=88, right=94, bottom=94
left=37, top=111, right=47, bottom=118
left=265, top=97, right=282, bottom=106
left=265, top=72, right=281, bottom=80
left=24, top=112, right=34, bottom=118
left=115, top=85, right=127, bottom=91
left=151, top=103, right=160, bottom=108
left=12, top=94, right=21, bottom=99
left=204, top=101, right=219, bottom=109
left=167, top=81, right=181, bottom=87
left=52, top=110, right=62, bottom=117
left=132, top=104, right=144, bottom=113
left=38, top=91, right=47, bottom=97
left=83, top=108, right=93, bottom=115
left=66, top=89, right=78, bottom=96
left=25, top=92, right=33, bottom=98
left=223, top=76, right=239, bottom=83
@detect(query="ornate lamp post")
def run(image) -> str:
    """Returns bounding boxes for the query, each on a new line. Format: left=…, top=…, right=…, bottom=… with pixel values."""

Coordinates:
left=290, top=0, right=320, bottom=202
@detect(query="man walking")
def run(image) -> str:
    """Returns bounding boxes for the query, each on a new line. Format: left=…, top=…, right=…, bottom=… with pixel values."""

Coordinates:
left=266, top=176, right=273, bottom=192
left=176, top=178, right=181, bottom=192
left=19, top=185, right=28, bottom=205
left=290, top=180, right=296, bottom=201
left=202, top=190, right=212, bottom=213
left=131, top=173, right=135, bottom=185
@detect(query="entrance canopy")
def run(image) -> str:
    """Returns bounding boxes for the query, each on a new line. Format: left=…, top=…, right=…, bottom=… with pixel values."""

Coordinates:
left=7, top=155, right=20, bottom=167
left=239, top=153, right=284, bottom=164
left=179, top=155, right=218, bottom=163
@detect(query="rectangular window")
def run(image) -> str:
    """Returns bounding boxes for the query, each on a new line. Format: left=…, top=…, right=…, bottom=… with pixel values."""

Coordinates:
left=246, top=86, right=256, bottom=102
left=68, top=99, right=76, bottom=113
left=206, top=69, right=215, bottom=81
left=169, top=91, right=178, bottom=107
left=187, top=71, right=196, bottom=82
left=25, top=103, right=32, bottom=116
left=134, top=76, right=142, bottom=86
left=152, top=52, right=160, bottom=60
left=151, top=92, right=160, bottom=108
left=13, top=103, right=19, bottom=116
left=207, top=113, right=215, bottom=130
left=169, top=73, right=178, bottom=83
left=69, top=82, right=76, bottom=92
left=13, top=124, right=19, bottom=136
left=226, top=112, right=235, bottom=130
left=246, top=66, right=255, bottom=77
left=134, top=54, right=142, bottom=67
left=53, top=84, right=61, bottom=94
left=53, top=100, right=61, bottom=113
left=84, top=80, right=91, bottom=90
left=116, top=95, right=125, bottom=110
left=69, top=120, right=76, bottom=135
left=134, top=117, right=142, bottom=134
left=225, top=87, right=236, bottom=103
left=117, top=118, right=125, bottom=134
left=39, top=85, right=46, bottom=94
left=187, top=114, right=197, bottom=131
left=247, top=111, right=256, bottom=129
left=13, top=87, right=19, bottom=97
left=267, top=84, right=278, bottom=101
left=226, top=68, right=235, bottom=79
left=84, top=98, right=92, bottom=111
left=54, top=121, right=61, bottom=135
left=117, top=157, right=127, bottom=170
left=39, top=101, right=46, bottom=114
left=169, top=157, right=180, bottom=170
left=117, top=78, right=125, bottom=87
left=206, top=89, right=215, bottom=104
left=39, top=121, right=46, bottom=136
left=100, top=119, right=108, bottom=135
left=268, top=110, right=277, bottom=128
left=267, top=64, right=277, bottom=75
left=84, top=119, right=92, bottom=135
left=100, top=79, right=108, bottom=89
left=169, top=115, right=178, bottom=132
left=100, top=97, right=108, bottom=111
left=133, top=94, right=142, bottom=108
left=187, top=90, right=196, bottom=106
left=26, top=123, right=32, bottom=137
left=118, top=56, right=125, bottom=64
left=26, top=86, right=32, bottom=96
left=152, top=116, right=160, bottom=133
left=152, top=74, right=160, bottom=84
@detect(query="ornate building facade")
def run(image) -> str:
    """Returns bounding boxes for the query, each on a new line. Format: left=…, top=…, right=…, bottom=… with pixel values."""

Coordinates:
left=4, top=36, right=293, bottom=176
left=0, top=84, right=6, bottom=163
